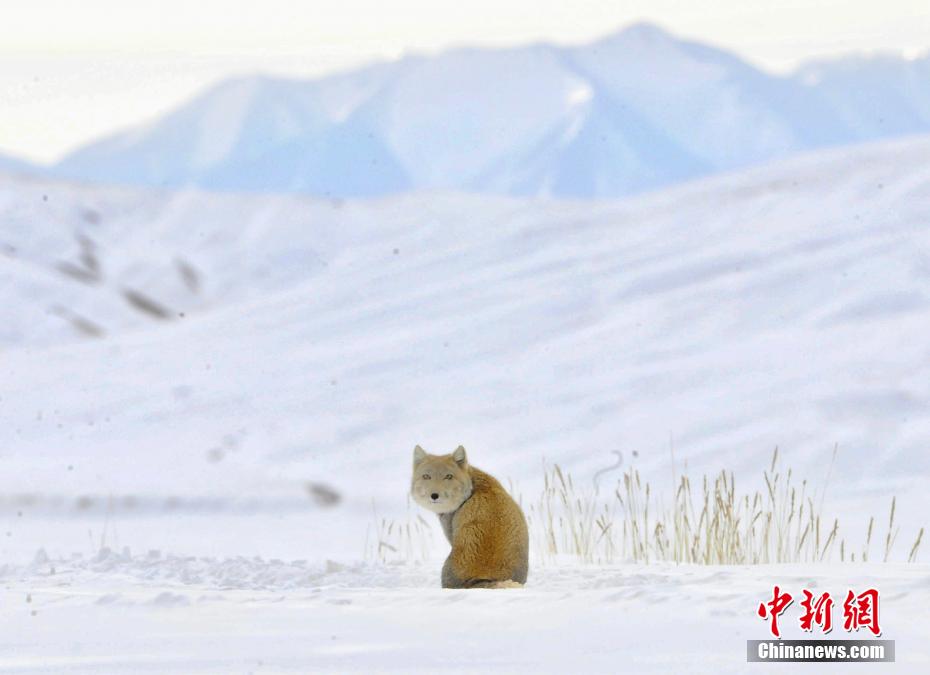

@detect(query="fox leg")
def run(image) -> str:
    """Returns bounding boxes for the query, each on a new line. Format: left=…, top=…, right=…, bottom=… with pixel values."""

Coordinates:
left=441, top=555, right=467, bottom=589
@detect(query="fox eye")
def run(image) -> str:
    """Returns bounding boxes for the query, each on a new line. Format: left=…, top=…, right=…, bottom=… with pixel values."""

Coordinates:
left=422, top=474, right=430, bottom=480
left=445, top=474, right=453, bottom=480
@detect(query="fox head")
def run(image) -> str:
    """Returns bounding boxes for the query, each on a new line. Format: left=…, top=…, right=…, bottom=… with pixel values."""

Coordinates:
left=410, top=445, right=473, bottom=514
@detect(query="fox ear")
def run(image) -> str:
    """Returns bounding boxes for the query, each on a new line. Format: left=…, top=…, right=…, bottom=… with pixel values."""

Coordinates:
left=413, top=445, right=427, bottom=466
left=452, top=445, right=468, bottom=468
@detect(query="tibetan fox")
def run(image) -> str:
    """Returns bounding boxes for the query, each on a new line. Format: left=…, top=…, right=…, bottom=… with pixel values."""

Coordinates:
left=411, top=445, right=528, bottom=588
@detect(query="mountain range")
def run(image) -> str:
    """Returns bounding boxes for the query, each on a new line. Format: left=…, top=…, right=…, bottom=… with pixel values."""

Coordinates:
left=11, top=23, right=930, bottom=198
left=0, top=151, right=35, bottom=175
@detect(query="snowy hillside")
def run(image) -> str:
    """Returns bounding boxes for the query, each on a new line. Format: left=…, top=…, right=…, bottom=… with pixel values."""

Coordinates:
left=49, top=23, right=930, bottom=198
left=3, top=135, right=930, bottom=532
left=0, top=174, right=339, bottom=345
left=4, top=134, right=930, bottom=674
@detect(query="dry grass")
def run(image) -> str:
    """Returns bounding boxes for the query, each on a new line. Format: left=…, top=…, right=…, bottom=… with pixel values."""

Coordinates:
left=364, top=498, right=435, bottom=564
left=525, top=448, right=923, bottom=566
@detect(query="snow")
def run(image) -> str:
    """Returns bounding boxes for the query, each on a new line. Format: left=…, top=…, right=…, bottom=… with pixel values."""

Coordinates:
left=0, top=177, right=339, bottom=344
left=2, top=552, right=928, bottom=672
left=3, top=135, right=930, bottom=671
left=0, top=152, right=35, bottom=175
left=794, top=53, right=930, bottom=138
left=4, top=136, right=930, bottom=514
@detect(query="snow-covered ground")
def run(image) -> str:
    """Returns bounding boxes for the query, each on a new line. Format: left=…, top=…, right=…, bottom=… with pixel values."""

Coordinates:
left=3, top=135, right=930, bottom=671
left=3, top=554, right=928, bottom=673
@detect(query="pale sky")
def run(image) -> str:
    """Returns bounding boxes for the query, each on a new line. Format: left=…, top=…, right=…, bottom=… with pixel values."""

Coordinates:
left=2, top=0, right=929, bottom=163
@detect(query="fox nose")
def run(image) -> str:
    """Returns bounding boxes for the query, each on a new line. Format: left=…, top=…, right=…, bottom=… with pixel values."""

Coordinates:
left=430, top=493, right=439, bottom=500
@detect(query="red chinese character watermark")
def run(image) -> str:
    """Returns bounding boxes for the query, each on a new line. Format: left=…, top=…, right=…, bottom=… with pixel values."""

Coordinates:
left=758, top=585, right=794, bottom=637
left=843, top=588, right=881, bottom=636
left=799, top=589, right=834, bottom=634
left=758, top=586, right=882, bottom=638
